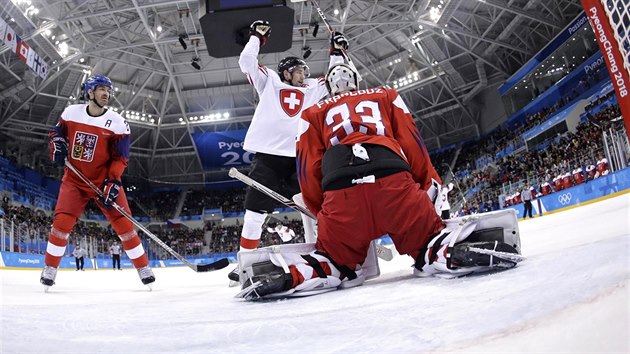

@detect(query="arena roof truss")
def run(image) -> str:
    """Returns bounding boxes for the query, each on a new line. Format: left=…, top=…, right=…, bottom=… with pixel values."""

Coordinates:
left=0, top=0, right=584, bottom=185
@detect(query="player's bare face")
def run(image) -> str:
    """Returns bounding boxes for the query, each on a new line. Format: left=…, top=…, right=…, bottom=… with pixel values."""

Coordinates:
left=289, top=67, right=306, bottom=86
left=93, top=86, right=110, bottom=105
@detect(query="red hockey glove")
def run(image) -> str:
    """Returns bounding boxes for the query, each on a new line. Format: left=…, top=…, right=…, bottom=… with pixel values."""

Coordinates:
left=249, top=20, right=271, bottom=46
left=99, top=179, right=122, bottom=208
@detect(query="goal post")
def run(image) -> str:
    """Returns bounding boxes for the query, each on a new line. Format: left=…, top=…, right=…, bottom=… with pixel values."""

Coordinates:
left=581, top=0, right=630, bottom=139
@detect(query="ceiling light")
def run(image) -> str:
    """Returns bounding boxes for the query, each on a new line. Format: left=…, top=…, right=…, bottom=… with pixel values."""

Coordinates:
left=179, top=35, right=188, bottom=50
left=191, top=56, right=201, bottom=70
left=302, top=46, right=312, bottom=59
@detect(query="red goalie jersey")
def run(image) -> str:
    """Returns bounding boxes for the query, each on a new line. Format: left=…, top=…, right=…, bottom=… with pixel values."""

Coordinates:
left=296, top=87, right=440, bottom=215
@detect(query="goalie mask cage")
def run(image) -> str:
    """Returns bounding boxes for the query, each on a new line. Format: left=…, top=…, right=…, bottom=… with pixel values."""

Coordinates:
left=581, top=0, right=630, bottom=139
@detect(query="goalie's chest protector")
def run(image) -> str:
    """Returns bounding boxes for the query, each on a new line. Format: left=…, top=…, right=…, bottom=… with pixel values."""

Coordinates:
left=243, top=73, right=327, bottom=158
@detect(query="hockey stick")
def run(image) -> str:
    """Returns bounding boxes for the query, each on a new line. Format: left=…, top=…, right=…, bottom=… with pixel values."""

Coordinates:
left=228, top=168, right=394, bottom=261
left=442, top=162, right=467, bottom=205
left=310, top=0, right=363, bottom=82
left=64, top=160, right=229, bottom=272
left=466, top=246, right=526, bottom=263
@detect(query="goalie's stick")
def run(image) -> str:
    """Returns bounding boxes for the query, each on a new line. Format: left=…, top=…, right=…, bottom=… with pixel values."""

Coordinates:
left=64, top=159, right=229, bottom=272
left=311, top=0, right=363, bottom=82
left=228, top=168, right=393, bottom=261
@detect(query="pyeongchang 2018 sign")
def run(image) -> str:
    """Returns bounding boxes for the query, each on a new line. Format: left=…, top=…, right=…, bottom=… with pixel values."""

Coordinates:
left=192, top=130, right=253, bottom=169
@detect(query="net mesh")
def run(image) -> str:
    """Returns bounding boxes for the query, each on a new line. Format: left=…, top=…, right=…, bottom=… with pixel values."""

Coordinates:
left=601, top=0, right=630, bottom=79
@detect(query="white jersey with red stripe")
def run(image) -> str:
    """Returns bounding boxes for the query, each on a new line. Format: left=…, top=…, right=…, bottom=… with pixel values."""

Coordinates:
left=239, top=36, right=344, bottom=157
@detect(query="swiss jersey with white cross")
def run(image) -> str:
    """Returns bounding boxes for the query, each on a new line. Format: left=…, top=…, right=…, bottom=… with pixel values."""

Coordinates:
left=239, top=35, right=344, bottom=157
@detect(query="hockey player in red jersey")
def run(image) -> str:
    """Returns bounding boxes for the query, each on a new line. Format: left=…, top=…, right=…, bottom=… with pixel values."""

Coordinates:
left=228, top=20, right=347, bottom=284
left=561, top=172, right=573, bottom=190
left=595, top=155, right=610, bottom=178
left=40, top=75, right=154, bottom=289
left=540, top=181, right=552, bottom=196
left=235, top=64, right=522, bottom=300
left=572, top=167, right=585, bottom=185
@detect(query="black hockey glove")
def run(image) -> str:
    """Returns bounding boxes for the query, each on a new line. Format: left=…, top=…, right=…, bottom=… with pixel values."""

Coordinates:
left=330, top=31, right=349, bottom=55
left=99, top=179, right=122, bottom=208
left=249, top=20, right=271, bottom=46
left=49, top=135, right=68, bottom=167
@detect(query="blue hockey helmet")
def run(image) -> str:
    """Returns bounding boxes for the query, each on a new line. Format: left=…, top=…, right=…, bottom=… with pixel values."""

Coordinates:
left=84, top=74, right=113, bottom=100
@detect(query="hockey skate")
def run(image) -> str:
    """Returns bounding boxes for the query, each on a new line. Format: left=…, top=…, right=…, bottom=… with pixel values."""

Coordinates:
left=227, top=265, right=241, bottom=287
left=40, top=266, right=58, bottom=291
left=137, top=266, right=155, bottom=288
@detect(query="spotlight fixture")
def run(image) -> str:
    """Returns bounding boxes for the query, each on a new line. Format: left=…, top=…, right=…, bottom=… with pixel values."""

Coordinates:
left=302, top=46, right=312, bottom=59
left=191, top=56, right=201, bottom=70
left=178, top=34, right=188, bottom=50
left=312, top=23, right=319, bottom=37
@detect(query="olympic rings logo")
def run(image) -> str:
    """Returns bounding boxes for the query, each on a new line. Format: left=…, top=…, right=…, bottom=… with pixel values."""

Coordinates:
left=558, top=193, right=572, bottom=205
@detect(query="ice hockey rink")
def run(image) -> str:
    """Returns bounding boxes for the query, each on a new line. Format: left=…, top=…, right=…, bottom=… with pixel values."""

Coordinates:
left=1, top=193, right=628, bottom=354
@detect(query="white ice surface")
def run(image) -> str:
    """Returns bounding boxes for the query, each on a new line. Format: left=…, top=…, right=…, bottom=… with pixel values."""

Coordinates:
left=1, top=194, right=629, bottom=353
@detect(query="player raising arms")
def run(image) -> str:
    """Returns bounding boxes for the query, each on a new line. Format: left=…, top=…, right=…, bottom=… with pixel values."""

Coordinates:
left=40, top=75, right=155, bottom=290
left=228, top=20, right=348, bottom=283
left=236, top=64, right=522, bottom=300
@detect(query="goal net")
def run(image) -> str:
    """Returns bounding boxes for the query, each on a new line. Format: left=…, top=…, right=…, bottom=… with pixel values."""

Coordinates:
left=581, top=0, right=630, bottom=139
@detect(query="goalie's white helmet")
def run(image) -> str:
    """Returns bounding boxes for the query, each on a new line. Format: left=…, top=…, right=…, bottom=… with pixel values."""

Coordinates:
left=326, top=63, right=359, bottom=96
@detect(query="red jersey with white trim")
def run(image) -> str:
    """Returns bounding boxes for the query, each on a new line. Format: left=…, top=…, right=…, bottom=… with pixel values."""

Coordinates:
left=572, top=168, right=584, bottom=185
left=541, top=182, right=552, bottom=195
left=562, top=172, right=573, bottom=189
left=596, top=158, right=609, bottom=177
left=53, top=104, right=130, bottom=188
left=239, top=36, right=344, bottom=157
left=296, top=87, right=440, bottom=215
left=553, top=175, right=564, bottom=191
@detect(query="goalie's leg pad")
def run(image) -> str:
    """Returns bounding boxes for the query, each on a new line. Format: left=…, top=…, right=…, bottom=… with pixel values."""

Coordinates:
left=414, top=209, right=521, bottom=277
left=235, top=242, right=377, bottom=300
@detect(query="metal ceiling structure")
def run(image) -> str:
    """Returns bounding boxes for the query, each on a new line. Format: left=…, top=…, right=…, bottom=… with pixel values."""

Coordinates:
left=0, top=0, right=584, bottom=186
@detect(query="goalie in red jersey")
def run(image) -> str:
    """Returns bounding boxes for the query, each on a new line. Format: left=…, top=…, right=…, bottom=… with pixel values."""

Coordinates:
left=235, top=64, right=522, bottom=301
left=40, top=75, right=154, bottom=289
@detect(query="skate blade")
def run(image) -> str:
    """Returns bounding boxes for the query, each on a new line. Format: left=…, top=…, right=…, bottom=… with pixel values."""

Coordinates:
left=228, top=280, right=240, bottom=288
left=43, top=286, right=51, bottom=293
left=145, top=284, right=153, bottom=291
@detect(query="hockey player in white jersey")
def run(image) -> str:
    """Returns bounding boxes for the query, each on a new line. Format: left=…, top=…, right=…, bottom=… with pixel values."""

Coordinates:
left=229, top=20, right=347, bottom=283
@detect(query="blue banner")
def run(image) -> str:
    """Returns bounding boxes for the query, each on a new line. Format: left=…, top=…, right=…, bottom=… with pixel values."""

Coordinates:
left=192, top=129, right=254, bottom=169
left=521, top=101, right=580, bottom=141
left=499, top=12, right=589, bottom=95
left=503, top=167, right=630, bottom=218
left=1, top=252, right=94, bottom=269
